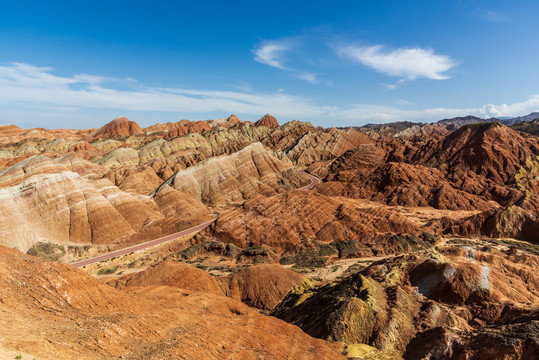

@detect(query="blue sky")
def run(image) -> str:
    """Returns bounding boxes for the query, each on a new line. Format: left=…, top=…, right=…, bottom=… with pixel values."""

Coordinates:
left=1, top=0, right=539, bottom=128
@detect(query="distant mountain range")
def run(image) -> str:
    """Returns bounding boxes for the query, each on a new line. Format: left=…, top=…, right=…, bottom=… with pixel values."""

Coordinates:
left=357, top=112, right=539, bottom=133
left=437, top=112, right=539, bottom=128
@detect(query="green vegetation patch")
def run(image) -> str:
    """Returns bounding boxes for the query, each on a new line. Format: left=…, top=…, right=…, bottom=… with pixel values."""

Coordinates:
left=97, top=266, right=118, bottom=275
left=179, top=241, right=241, bottom=259
left=27, top=242, right=66, bottom=261
left=280, top=247, right=335, bottom=269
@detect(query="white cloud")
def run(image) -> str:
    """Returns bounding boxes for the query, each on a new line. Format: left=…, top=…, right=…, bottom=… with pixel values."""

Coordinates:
left=296, top=72, right=320, bottom=84
left=328, top=97, right=539, bottom=125
left=328, top=105, right=478, bottom=124
left=383, top=79, right=405, bottom=90
left=252, top=42, right=288, bottom=69
left=0, top=63, right=325, bottom=121
left=1, top=63, right=538, bottom=128
left=478, top=96, right=539, bottom=117
left=337, top=45, right=457, bottom=80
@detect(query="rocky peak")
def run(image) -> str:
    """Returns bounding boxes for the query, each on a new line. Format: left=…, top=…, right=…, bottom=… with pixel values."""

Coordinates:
left=92, top=116, right=144, bottom=137
left=227, top=114, right=242, bottom=125
left=255, top=114, right=279, bottom=128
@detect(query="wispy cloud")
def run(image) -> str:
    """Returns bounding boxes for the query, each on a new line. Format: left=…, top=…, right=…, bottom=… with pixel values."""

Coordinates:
left=1, top=63, right=538, bottom=127
left=480, top=9, right=509, bottom=22
left=337, top=45, right=457, bottom=80
left=252, top=42, right=289, bottom=70
left=0, top=63, right=325, bottom=121
left=295, top=72, right=320, bottom=84
left=252, top=38, right=329, bottom=85
left=229, top=80, right=253, bottom=92
left=383, top=79, right=405, bottom=90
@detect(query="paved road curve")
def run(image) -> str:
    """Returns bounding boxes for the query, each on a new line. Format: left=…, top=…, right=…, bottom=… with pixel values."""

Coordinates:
left=71, top=219, right=215, bottom=268
left=70, top=170, right=320, bottom=268
left=298, top=169, right=321, bottom=190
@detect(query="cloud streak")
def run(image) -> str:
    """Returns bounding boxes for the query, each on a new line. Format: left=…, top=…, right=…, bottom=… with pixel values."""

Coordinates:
left=252, top=42, right=289, bottom=70
left=295, top=72, right=321, bottom=84
left=337, top=45, right=457, bottom=80
left=0, top=63, right=538, bottom=127
left=0, top=63, right=325, bottom=120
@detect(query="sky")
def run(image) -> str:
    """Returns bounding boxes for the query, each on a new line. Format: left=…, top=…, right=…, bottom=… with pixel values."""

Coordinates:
left=1, top=0, right=539, bottom=129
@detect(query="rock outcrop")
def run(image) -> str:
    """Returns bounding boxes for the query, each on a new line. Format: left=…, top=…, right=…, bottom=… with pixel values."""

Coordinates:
left=255, top=113, right=279, bottom=128
left=111, top=261, right=307, bottom=311
left=273, top=246, right=539, bottom=359
left=92, top=116, right=144, bottom=137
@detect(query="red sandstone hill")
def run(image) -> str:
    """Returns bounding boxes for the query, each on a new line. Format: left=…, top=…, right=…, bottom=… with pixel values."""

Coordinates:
left=110, top=260, right=224, bottom=295
left=255, top=113, right=279, bottom=128
left=111, top=261, right=306, bottom=311
left=420, top=122, right=539, bottom=184
left=221, top=264, right=306, bottom=310
left=0, top=115, right=538, bottom=359
left=0, top=124, right=24, bottom=137
left=92, top=116, right=144, bottom=137
left=0, top=246, right=345, bottom=359
left=312, top=123, right=539, bottom=216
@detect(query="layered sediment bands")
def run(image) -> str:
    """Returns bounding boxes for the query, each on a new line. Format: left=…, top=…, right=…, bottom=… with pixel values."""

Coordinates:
left=0, top=171, right=162, bottom=251
left=312, top=123, right=539, bottom=224
left=200, top=190, right=421, bottom=252
left=359, top=121, right=450, bottom=140
left=145, top=119, right=211, bottom=137
left=56, top=153, right=108, bottom=179
left=152, top=185, right=212, bottom=227
left=91, top=116, right=144, bottom=137
left=441, top=204, right=539, bottom=241
left=420, top=123, right=539, bottom=184
left=104, top=166, right=163, bottom=195
left=284, top=127, right=372, bottom=165
left=97, top=147, right=140, bottom=167
left=255, top=113, right=279, bottom=128
left=0, top=124, right=25, bottom=137
left=208, top=114, right=243, bottom=128
left=0, top=246, right=345, bottom=359
left=262, top=120, right=314, bottom=150
left=0, top=155, right=72, bottom=187
left=318, top=162, right=494, bottom=211
left=163, top=142, right=304, bottom=206
left=273, top=247, right=539, bottom=359
left=0, top=150, right=215, bottom=251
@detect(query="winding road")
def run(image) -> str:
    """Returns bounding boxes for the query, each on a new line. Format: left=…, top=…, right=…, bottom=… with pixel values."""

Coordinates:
left=298, top=169, right=320, bottom=190
left=71, top=170, right=320, bottom=268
